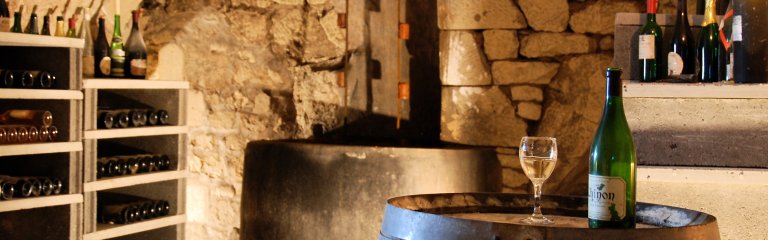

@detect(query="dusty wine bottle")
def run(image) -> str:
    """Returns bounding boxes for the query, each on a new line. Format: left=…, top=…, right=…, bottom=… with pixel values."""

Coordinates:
left=81, top=7, right=95, bottom=78
left=639, top=0, right=662, bottom=82
left=588, top=68, right=637, bottom=229
left=94, top=17, right=111, bottom=77
left=669, top=0, right=696, bottom=78
left=157, top=110, right=170, bottom=125
left=98, top=111, right=115, bottom=129
left=698, top=0, right=721, bottom=82
left=0, top=109, right=53, bottom=126
left=124, top=10, right=147, bottom=79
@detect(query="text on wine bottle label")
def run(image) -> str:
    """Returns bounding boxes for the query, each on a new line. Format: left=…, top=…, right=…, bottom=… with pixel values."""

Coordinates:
left=638, top=35, right=656, bottom=59
left=588, top=174, right=627, bottom=221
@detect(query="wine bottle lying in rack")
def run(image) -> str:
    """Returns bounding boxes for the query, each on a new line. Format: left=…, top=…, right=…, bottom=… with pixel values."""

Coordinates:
left=96, top=154, right=172, bottom=178
left=97, top=108, right=170, bottom=128
left=0, top=179, right=14, bottom=200
left=0, top=109, right=53, bottom=126
left=0, top=175, right=40, bottom=198
left=98, top=192, right=171, bottom=224
left=0, top=70, right=56, bottom=89
left=0, top=69, right=14, bottom=87
left=0, top=124, right=58, bottom=144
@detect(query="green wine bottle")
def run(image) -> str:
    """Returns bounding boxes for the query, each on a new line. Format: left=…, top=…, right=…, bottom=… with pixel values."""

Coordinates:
left=638, top=0, right=662, bottom=82
left=10, top=11, right=21, bottom=33
left=110, top=13, right=126, bottom=77
left=588, top=68, right=637, bottom=229
left=698, top=0, right=720, bottom=82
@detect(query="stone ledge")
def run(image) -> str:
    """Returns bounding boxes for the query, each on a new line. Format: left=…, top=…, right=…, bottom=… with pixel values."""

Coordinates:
left=623, top=81, right=768, bottom=99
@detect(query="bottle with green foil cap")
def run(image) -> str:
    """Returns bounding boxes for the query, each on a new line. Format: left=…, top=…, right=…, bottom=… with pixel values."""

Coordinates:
left=588, top=67, right=637, bottom=229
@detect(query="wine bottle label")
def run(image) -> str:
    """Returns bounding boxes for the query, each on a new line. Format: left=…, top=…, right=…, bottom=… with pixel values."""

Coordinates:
left=667, top=52, right=684, bottom=76
left=99, top=56, right=112, bottom=75
left=732, top=15, right=743, bottom=42
left=588, top=174, right=626, bottom=221
left=0, top=18, right=10, bottom=32
left=638, top=35, right=655, bottom=59
left=130, top=59, right=147, bottom=77
left=727, top=52, right=734, bottom=81
left=111, top=49, right=126, bottom=77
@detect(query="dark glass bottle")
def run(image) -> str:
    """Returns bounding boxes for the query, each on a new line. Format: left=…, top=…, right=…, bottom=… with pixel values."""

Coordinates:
left=0, top=180, right=14, bottom=200
left=0, top=109, right=53, bottom=126
left=95, top=18, right=111, bottom=78
left=698, top=0, right=720, bottom=82
left=40, top=15, right=51, bottom=35
left=0, top=175, right=34, bottom=198
left=0, top=69, right=15, bottom=87
left=0, top=0, right=10, bottom=32
left=12, top=70, right=33, bottom=88
left=669, top=0, right=696, bottom=77
left=588, top=68, right=637, bottom=229
left=98, top=111, right=115, bottom=129
left=110, top=14, right=126, bottom=77
left=638, top=0, right=662, bottom=82
left=10, top=11, right=21, bottom=33
left=31, top=71, right=55, bottom=88
left=124, top=10, right=147, bottom=79
left=157, top=110, right=170, bottom=125
left=24, top=6, right=38, bottom=34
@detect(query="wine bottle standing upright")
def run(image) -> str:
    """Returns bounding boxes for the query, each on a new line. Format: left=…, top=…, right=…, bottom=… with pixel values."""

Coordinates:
left=24, top=5, right=38, bottom=34
left=110, top=8, right=126, bottom=78
left=733, top=0, right=768, bottom=83
left=81, top=8, right=95, bottom=78
left=94, top=17, right=111, bottom=78
left=10, top=11, right=21, bottom=33
left=697, top=0, right=705, bottom=14
left=669, top=0, right=696, bottom=78
left=0, top=0, right=10, bottom=32
left=638, top=0, right=662, bottom=82
left=698, top=0, right=721, bottom=82
left=588, top=68, right=637, bottom=229
left=54, top=16, right=65, bottom=36
left=124, top=10, right=147, bottom=79
left=65, top=18, right=76, bottom=38
left=40, top=15, right=50, bottom=35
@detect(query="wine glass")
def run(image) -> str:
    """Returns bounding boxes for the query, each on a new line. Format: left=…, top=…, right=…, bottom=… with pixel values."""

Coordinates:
left=519, top=136, right=558, bottom=225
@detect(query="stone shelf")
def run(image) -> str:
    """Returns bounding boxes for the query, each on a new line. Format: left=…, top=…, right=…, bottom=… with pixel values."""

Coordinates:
left=84, top=170, right=188, bottom=192
left=623, top=81, right=768, bottom=99
left=0, top=32, right=84, bottom=48
left=638, top=166, right=768, bottom=185
left=83, top=79, right=189, bottom=89
left=0, top=142, right=83, bottom=157
left=0, top=89, right=84, bottom=100
left=0, top=194, right=83, bottom=213
left=83, top=214, right=186, bottom=240
left=83, top=126, right=188, bottom=139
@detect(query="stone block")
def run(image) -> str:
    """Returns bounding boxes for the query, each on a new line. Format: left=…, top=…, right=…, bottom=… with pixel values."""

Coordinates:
left=548, top=54, right=612, bottom=123
left=517, top=0, right=569, bottom=32
left=599, top=35, right=614, bottom=51
left=502, top=167, right=529, bottom=189
left=519, top=32, right=597, bottom=58
left=440, top=31, right=492, bottom=86
left=491, top=61, right=559, bottom=85
left=303, top=9, right=345, bottom=66
left=437, top=0, right=527, bottom=30
left=516, top=102, right=542, bottom=120
left=569, top=0, right=643, bottom=34
left=441, top=87, right=527, bottom=147
left=510, top=85, right=543, bottom=102
left=483, top=30, right=519, bottom=60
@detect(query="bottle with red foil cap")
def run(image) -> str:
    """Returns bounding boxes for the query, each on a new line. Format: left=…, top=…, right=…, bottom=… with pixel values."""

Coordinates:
left=638, top=0, right=663, bottom=82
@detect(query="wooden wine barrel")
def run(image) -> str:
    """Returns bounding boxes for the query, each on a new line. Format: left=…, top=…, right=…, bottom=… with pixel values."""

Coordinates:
left=380, top=193, right=720, bottom=240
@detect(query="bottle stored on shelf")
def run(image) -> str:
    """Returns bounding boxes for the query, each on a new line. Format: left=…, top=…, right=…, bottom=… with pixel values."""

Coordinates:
left=0, top=175, right=40, bottom=198
left=0, top=179, right=13, bottom=200
left=95, top=17, right=111, bottom=78
left=698, top=0, right=722, bottom=82
left=0, top=110, right=53, bottom=126
left=81, top=7, right=95, bottom=78
left=639, top=0, right=662, bottom=82
left=96, top=154, right=172, bottom=178
left=24, top=5, right=39, bottom=34
left=0, top=69, right=14, bottom=87
left=668, top=0, right=696, bottom=78
left=97, top=108, right=170, bottom=129
left=54, top=16, right=65, bottom=37
left=40, top=15, right=51, bottom=36
left=98, top=192, right=171, bottom=224
left=124, top=10, right=147, bottom=79
left=0, top=0, right=10, bottom=32
left=98, top=111, right=115, bottom=129
left=110, top=10, right=126, bottom=77
left=10, top=10, right=21, bottom=33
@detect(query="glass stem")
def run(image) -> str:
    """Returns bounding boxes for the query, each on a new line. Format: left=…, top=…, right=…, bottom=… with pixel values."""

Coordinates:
left=532, top=182, right=544, bottom=218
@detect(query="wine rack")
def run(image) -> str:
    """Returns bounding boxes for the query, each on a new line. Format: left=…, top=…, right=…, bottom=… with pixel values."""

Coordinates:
left=0, top=32, right=84, bottom=240
left=82, top=79, right=188, bottom=240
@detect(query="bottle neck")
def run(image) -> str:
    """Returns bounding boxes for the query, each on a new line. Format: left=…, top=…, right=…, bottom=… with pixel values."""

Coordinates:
left=703, top=0, right=717, bottom=25
left=606, top=77, right=623, bottom=99
left=131, top=12, right=140, bottom=31
left=98, top=19, right=106, bottom=36
left=678, top=0, right=688, bottom=15
left=113, top=15, right=121, bottom=36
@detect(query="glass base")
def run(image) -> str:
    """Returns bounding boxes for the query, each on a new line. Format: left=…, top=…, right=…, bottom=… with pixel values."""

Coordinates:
left=520, top=215, right=554, bottom=225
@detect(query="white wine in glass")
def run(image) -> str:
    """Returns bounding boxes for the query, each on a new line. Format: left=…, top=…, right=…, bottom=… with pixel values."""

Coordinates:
left=519, top=136, right=557, bottom=225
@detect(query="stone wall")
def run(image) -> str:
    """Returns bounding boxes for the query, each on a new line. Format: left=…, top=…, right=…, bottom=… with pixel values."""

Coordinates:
left=437, top=0, right=643, bottom=195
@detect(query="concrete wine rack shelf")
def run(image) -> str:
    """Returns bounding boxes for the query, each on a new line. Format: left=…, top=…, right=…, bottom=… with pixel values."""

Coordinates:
left=0, top=33, right=85, bottom=240
left=82, top=80, right=188, bottom=240
left=0, top=33, right=188, bottom=240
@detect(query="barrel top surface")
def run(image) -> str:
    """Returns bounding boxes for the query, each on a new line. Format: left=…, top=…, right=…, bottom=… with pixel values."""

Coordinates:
left=381, top=193, right=720, bottom=240
left=246, top=139, right=496, bottom=153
